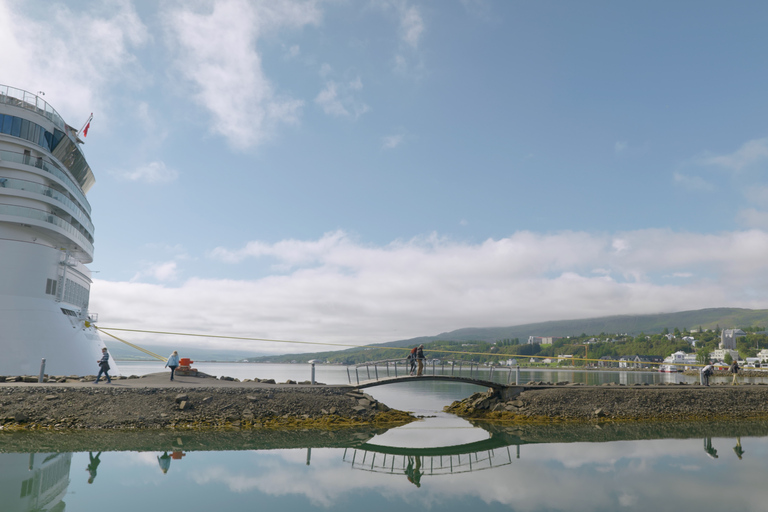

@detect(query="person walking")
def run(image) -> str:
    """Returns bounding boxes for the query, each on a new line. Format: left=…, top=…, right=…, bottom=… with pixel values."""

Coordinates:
left=165, top=350, right=180, bottom=381
left=701, top=361, right=713, bottom=386
left=416, top=344, right=426, bottom=376
left=94, top=348, right=111, bottom=384
left=730, top=359, right=740, bottom=385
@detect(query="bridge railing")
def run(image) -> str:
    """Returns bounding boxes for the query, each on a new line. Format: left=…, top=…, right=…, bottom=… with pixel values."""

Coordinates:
left=346, top=359, right=520, bottom=386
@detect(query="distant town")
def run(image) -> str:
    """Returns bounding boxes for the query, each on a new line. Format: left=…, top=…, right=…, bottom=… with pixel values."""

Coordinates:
left=252, top=325, right=768, bottom=369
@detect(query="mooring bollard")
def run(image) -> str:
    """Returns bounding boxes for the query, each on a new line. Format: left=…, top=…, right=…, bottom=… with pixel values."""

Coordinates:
left=516, top=365, right=520, bottom=385
left=310, top=361, right=316, bottom=385
left=38, top=358, right=46, bottom=383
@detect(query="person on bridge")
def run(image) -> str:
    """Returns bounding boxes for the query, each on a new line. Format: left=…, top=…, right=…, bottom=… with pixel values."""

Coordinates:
left=701, top=361, right=713, bottom=386
left=407, top=348, right=417, bottom=376
left=416, top=344, right=426, bottom=376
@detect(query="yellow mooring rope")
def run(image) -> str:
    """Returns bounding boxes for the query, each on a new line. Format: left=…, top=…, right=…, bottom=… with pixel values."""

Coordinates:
left=94, top=325, right=709, bottom=368
left=95, top=326, right=167, bottom=362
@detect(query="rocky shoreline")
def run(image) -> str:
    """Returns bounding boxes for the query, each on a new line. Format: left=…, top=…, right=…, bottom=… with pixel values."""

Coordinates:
left=446, top=382, right=768, bottom=422
left=0, top=375, right=414, bottom=431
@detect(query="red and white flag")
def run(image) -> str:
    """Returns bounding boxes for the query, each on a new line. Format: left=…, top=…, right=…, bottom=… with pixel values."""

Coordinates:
left=80, top=113, right=93, bottom=138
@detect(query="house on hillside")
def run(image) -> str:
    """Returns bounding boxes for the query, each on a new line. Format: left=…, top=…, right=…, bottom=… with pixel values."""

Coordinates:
left=527, top=336, right=558, bottom=345
left=598, top=356, right=619, bottom=368
left=619, top=355, right=663, bottom=368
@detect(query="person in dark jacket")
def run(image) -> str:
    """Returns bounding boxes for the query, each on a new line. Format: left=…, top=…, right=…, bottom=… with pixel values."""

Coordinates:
left=94, top=348, right=111, bottom=384
left=730, top=359, right=740, bottom=385
left=416, top=345, right=426, bottom=376
left=407, top=347, right=417, bottom=375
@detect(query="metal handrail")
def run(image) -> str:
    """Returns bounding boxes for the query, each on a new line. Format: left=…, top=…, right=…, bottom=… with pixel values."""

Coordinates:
left=347, top=359, right=520, bottom=386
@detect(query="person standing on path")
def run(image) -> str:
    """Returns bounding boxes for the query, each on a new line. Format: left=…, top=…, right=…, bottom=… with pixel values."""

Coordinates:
left=165, top=350, right=180, bottom=381
left=94, top=348, right=111, bottom=384
left=701, top=361, right=713, bottom=386
left=416, top=344, right=426, bottom=376
left=730, top=359, right=740, bottom=385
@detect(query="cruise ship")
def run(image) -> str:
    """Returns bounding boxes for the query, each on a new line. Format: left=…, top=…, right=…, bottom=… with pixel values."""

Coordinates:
left=0, top=85, right=113, bottom=377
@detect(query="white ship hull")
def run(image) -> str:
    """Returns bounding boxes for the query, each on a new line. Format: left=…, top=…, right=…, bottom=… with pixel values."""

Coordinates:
left=0, top=85, right=116, bottom=377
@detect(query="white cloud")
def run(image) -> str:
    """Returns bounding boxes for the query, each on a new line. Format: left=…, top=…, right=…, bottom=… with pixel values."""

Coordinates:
left=699, top=137, right=768, bottom=171
left=164, top=0, right=321, bottom=149
left=673, top=172, right=714, bottom=192
left=115, top=161, right=179, bottom=183
left=315, top=78, right=369, bottom=118
left=91, top=228, right=768, bottom=354
left=614, top=141, right=628, bottom=153
left=0, top=0, right=149, bottom=123
left=737, top=208, right=768, bottom=229
left=131, top=261, right=179, bottom=282
left=382, top=133, right=404, bottom=149
left=399, top=5, right=424, bottom=49
left=744, top=185, right=768, bottom=207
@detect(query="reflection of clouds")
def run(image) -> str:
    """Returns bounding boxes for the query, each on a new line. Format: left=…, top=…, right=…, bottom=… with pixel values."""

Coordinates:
left=86, top=437, right=761, bottom=511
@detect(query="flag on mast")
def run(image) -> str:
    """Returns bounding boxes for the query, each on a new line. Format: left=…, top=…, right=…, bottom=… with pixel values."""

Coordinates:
left=80, top=113, right=93, bottom=138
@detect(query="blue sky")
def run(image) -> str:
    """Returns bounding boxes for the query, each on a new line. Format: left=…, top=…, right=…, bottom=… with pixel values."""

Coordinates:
left=2, top=0, right=768, bottom=354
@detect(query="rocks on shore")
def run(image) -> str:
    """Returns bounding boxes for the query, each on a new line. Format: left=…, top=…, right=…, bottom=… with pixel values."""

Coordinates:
left=445, top=385, right=768, bottom=422
left=0, top=385, right=413, bottom=431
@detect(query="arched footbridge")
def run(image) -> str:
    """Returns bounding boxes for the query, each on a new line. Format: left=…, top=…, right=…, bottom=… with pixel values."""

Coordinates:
left=347, top=359, right=522, bottom=390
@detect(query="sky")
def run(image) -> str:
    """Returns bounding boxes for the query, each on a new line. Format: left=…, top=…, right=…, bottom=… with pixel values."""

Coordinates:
left=2, top=0, right=768, bottom=356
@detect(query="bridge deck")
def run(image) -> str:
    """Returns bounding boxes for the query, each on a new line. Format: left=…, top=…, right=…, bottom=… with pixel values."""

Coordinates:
left=352, top=374, right=506, bottom=389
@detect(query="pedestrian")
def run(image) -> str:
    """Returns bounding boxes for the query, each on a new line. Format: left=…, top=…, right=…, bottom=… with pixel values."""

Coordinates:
left=94, top=348, right=111, bottom=384
left=730, top=359, right=740, bottom=385
left=416, top=344, right=426, bottom=376
left=406, top=350, right=415, bottom=376
left=701, top=361, right=713, bottom=386
left=165, top=350, right=180, bottom=381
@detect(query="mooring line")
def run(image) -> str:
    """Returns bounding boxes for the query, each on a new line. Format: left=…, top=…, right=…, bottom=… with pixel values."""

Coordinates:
left=95, top=326, right=167, bottom=362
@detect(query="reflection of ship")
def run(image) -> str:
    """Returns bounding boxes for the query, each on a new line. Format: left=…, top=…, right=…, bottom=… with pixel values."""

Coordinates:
left=658, top=365, right=682, bottom=373
left=0, top=85, right=111, bottom=376
left=0, top=453, right=72, bottom=512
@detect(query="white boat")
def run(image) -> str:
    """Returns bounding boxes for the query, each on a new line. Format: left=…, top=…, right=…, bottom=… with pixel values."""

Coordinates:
left=0, top=85, right=114, bottom=377
left=658, top=364, right=682, bottom=373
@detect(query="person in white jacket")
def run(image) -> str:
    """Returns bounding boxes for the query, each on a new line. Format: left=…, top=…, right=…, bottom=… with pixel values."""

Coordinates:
left=165, top=351, right=180, bottom=381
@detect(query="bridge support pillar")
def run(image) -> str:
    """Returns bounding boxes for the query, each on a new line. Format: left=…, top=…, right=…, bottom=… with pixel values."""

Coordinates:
left=500, top=386, right=525, bottom=401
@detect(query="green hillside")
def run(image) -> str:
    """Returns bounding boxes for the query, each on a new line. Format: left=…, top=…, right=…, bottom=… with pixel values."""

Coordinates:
left=247, top=307, right=768, bottom=364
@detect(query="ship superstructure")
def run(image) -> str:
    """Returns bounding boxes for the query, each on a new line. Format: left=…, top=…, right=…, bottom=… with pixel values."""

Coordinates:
left=0, top=85, right=113, bottom=376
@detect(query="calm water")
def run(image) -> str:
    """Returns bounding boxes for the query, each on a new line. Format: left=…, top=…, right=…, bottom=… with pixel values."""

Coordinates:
left=5, top=363, right=768, bottom=511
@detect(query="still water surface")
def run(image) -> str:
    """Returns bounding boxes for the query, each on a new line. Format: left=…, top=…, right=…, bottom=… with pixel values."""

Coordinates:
left=4, top=363, right=768, bottom=511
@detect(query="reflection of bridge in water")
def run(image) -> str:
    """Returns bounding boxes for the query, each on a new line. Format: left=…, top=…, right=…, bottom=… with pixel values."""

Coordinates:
left=343, top=428, right=528, bottom=477
left=343, top=444, right=520, bottom=476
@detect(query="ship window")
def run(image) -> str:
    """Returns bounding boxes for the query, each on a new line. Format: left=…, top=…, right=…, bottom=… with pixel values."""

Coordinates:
left=60, top=308, right=76, bottom=317
left=20, top=119, right=30, bottom=140
left=45, top=278, right=57, bottom=296
left=10, top=116, right=21, bottom=137
left=0, top=114, right=10, bottom=134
